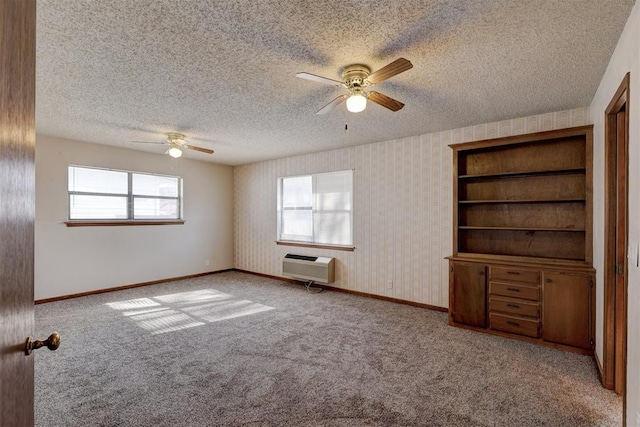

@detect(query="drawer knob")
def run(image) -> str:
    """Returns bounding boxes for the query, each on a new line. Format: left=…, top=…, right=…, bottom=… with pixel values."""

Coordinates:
left=506, top=304, right=520, bottom=309
left=507, top=321, right=520, bottom=327
left=506, top=287, right=520, bottom=292
left=507, top=271, right=521, bottom=275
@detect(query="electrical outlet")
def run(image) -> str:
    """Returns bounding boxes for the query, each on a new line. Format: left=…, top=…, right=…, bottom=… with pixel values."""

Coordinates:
left=387, top=280, right=393, bottom=289
left=205, top=259, right=210, bottom=266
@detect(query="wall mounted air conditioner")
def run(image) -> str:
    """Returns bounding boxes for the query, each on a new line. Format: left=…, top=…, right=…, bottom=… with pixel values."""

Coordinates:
left=282, top=254, right=335, bottom=284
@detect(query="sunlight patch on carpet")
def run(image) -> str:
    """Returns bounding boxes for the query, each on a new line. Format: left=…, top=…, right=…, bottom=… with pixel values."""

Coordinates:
left=106, top=289, right=274, bottom=334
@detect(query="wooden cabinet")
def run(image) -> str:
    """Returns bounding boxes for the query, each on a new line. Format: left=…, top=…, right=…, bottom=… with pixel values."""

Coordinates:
left=488, top=265, right=540, bottom=338
left=450, top=262, right=486, bottom=328
left=490, top=313, right=539, bottom=338
left=449, top=259, right=594, bottom=353
left=542, top=271, right=593, bottom=349
left=447, top=126, right=595, bottom=354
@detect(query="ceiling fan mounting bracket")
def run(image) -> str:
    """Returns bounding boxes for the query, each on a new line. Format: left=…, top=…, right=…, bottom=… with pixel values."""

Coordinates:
left=166, top=132, right=186, bottom=145
left=342, top=64, right=371, bottom=89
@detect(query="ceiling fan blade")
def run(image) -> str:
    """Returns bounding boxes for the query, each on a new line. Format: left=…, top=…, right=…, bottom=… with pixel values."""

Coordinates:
left=184, top=144, right=214, bottom=154
left=316, top=95, right=347, bottom=115
left=132, top=140, right=167, bottom=145
left=367, top=91, right=405, bottom=112
left=296, top=72, right=343, bottom=86
left=365, top=58, right=413, bottom=85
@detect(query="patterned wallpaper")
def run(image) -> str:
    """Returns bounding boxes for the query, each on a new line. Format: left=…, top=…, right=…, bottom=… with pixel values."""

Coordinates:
left=234, top=107, right=590, bottom=308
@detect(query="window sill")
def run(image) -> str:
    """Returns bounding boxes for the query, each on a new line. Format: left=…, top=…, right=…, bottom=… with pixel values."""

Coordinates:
left=276, top=240, right=355, bottom=252
left=65, top=220, right=185, bottom=227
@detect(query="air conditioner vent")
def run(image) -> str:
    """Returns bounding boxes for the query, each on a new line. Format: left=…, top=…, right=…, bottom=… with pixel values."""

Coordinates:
left=284, top=254, right=318, bottom=262
left=282, top=254, right=335, bottom=284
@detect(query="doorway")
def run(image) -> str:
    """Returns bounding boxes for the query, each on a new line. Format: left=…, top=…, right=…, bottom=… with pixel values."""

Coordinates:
left=603, top=73, right=629, bottom=411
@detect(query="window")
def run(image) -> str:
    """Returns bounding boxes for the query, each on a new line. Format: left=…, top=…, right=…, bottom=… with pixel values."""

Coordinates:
left=68, top=166, right=182, bottom=221
left=277, top=170, right=353, bottom=246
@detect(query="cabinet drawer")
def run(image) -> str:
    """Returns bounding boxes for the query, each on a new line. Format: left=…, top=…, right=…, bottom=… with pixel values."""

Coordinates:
left=490, top=313, right=539, bottom=338
left=489, top=297, right=540, bottom=318
left=489, top=281, right=539, bottom=301
left=490, top=267, right=539, bottom=284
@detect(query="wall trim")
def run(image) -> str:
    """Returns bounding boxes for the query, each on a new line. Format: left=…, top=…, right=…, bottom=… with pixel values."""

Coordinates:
left=594, top=349, right=606, bottom=387
left=65, top=220, right=184, bottom=227
left=37, top=267, right=446, bottom=314
left=235, top=268, right=449, bottom=313
left=34, top=269, right=234, bottom=304
left=276, top=240, right=355, bottom=252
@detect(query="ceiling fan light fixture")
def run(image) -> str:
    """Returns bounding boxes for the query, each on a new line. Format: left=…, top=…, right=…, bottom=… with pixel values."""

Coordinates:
left=168, top=147, right=183, bottom=158
left=346, top=93, right=367, bottom=113
left=298, top=59, right=412, bottom=115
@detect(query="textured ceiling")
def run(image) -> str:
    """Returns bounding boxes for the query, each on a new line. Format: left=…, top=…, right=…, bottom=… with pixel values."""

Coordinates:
left=36, top=0, right=635, bottom=165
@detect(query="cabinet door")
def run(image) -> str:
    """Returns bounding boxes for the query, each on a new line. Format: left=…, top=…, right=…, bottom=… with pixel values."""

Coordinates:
left=451, top=262, right=487, bottom=327
left=542, top=272, right=591, bottom=349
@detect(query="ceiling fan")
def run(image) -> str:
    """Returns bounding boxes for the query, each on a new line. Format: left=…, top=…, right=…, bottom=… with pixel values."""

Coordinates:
left=296, top=58, right=413, bottom=115
left=132, top=133, right=214, bottom=158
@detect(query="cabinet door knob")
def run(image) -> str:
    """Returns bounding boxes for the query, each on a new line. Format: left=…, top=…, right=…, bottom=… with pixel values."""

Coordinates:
left=479, top=271, right=485, bottom=276
left=545, top=278, right=552, bottom=283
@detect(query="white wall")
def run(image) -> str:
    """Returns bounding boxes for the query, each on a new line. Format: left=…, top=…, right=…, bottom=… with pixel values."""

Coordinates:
left=590, top=1, right=640, bottom=424
left=234, top=108, right=589, bottom=308
left=35, top=135, right=234, bottom=300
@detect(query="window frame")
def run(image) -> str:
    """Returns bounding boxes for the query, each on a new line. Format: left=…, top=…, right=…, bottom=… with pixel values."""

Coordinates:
left=276, top=170, right=354, bottom=250
left=66, top=165, right=184, bottom=226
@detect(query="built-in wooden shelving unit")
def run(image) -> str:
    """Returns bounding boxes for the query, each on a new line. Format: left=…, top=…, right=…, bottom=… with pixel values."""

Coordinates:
left=447, top=125, right=595, bottom=354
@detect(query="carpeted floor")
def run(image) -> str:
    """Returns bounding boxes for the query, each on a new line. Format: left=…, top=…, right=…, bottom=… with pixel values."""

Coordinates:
left=35, top=271, right=621, bottom=426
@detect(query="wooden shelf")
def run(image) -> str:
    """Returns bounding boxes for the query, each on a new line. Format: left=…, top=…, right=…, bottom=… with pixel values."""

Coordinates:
left=458, top=229, right=586, bottom=260
left=459, top=199, right=586, bottom=204
left=450, top=253, right=594, bottom=268
left=459, top=226, right=585, bottom=232
left=451, top=125, right=593, bottom=263
left=458, top=167, right=586, bottom=180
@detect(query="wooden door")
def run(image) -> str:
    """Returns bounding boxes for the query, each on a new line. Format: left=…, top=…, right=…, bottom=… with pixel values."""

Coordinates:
left=0, top=1, right=37, bottom=425
left=542, top=272, right=591, bottom=349
left=450, top=262, right=487, bottom=327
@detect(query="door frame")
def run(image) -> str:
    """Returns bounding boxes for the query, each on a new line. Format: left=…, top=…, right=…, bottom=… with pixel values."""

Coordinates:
left=602, top=72, right=629, bottom=412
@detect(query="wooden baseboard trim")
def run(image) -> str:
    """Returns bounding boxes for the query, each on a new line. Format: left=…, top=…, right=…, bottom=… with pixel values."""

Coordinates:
left=234, top=269, right=448, bottom=313
left=35, top=267, right=449, bottom=315
left=34, top=269, right=234, bottom=304
left=593, top=350, right=611, bottom=389
left=449, top=320, right=594, bottom=356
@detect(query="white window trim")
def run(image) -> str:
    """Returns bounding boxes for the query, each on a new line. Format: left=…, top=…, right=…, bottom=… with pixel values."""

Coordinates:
left=66, top=165, right=184, bottom=226
left=276, top=169, right=354, bottom=248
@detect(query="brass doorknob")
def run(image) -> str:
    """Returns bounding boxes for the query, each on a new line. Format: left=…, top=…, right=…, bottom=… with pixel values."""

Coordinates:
left=25, top=332, right=60, bottom=355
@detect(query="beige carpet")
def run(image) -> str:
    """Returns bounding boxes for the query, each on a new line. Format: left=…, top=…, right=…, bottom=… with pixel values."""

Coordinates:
left=35, top=271, right=621, bottom=426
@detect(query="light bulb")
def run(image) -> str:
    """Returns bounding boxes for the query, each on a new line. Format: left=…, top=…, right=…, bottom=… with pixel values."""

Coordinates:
left=168, top=147, right=183, bottom=158
left=346, top=93, right=367, bottom=113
